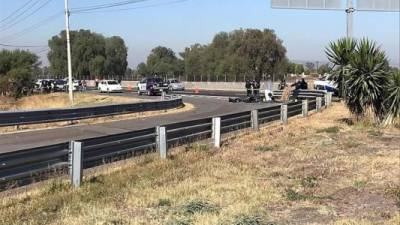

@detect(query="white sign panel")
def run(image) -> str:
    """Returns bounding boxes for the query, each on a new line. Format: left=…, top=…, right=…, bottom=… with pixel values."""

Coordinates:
left=271, top=0, right=343, bottom=10
left=357, top=0, right=400, bottom=11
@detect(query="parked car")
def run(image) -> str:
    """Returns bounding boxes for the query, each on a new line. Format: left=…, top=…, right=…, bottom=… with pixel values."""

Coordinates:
left=54, top=79, right=67, bottom=92
left=64, top=79, right=81, bottom=92
left=137, top=77, right=169, bottom=96
left=35, top=79, right=52, bottom=93
left=98, top=80, right=123, bottom=93
left=167, top=79, right=185, bottom=91
left=314, top=79, right=339, bottom=96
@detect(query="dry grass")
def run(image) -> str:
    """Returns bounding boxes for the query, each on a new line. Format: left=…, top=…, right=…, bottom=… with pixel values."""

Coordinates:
left=0, top=103, right=399, bottom=225
left=0, top=92, right=140, bottom=111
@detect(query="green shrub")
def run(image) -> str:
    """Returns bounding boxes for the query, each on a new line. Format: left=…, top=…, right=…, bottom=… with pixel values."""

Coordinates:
left=230, top=214, right=273, bottom=225
left=301, top=176, right=318, bottom=188
left=183, top=200, right=219, bottom=215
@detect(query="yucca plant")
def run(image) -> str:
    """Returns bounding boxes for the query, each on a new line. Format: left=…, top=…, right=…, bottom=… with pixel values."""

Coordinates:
left=325, top=38, right=356, bottom=98
left=345, top=39, right=390, bottom=121
left=383, top=70, right=400, bottom=125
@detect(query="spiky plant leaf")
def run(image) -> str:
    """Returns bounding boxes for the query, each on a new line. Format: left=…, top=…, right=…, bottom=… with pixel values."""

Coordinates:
left=325, top=38, right=356, bottom=98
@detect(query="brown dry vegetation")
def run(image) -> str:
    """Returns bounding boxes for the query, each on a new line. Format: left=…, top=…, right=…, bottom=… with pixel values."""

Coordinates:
left=0, top=103, right=399, bottom=225
left=0, top=92, right=140, bottom=111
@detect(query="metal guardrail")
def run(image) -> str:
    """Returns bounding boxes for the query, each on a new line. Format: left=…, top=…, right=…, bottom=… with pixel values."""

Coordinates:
left=0, top=95, right=329, bottom=191
left=273, top=89, right=326, bottom=99
left=0, top=98, right=183, bottom=127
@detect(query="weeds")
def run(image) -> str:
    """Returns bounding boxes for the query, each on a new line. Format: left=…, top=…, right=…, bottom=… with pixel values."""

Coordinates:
left=316, top=126, right=340, bottom=134
left=367, top=129, right=383, bottom=137
left=255, top=146, right=275, bottom=152
left=166, top=217, right=192, bottom=225
left=185, top=144, right=210, bottom=152
left=229, top=214, right=273, bottom=225
left=285, top=189, right=330, bottom=201
left=157, top=198, right=172, bottom=207
left=183, top=200, right=220, bottom=215
left=301, top=176, right=318, bottom=188
left=385, top=186, right=400, bottom=208
left=353, top=180, right=367, bottom=191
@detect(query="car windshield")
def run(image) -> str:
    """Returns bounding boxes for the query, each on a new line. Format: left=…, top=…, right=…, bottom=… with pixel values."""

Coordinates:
left=149, top=78, right=164, bottom=83
left=170, top=80, right=179, bottom=83
left=107, top=81, right=119, bottom=85
left=55, top=80, right=66, bottom=84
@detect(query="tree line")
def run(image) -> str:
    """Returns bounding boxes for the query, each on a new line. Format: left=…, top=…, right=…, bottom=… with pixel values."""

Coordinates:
left=136, top=28, right=288, bottom=81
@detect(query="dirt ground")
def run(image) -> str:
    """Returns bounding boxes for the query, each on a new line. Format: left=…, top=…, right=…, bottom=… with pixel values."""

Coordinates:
left=0, top=103, right=399, bottom=225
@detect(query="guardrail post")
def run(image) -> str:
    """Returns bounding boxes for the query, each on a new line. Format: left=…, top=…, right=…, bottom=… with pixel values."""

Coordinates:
left=161, top=90, right=166, bottom=101
left=69, top=141, right=82, bottom=188
left=302, top=100, right=308, bottom=117
left=212, top=117, right=221, bottom=148
left=281, top=104, right=288, bottom=125
left=156, top=126, right=167, bottom=159
left=316, top=97, right=322, bottom=112
left=327, top=92, right=332, bottom=106
left=251, top=109, right=259, bottom=131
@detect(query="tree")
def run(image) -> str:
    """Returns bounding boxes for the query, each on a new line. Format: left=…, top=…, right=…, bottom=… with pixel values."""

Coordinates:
left=48, top=30, right=127, bottom=79
left=145, top=46, right=181, bottom=77
left=305, top=62, right=315, bottom=73
left=317, top=63, right=332, bottom=75
left=136, top=63, right=149, bottom=77
left=104, top=36, right=128, bottom=78
left=0, top=49, right=39, bottom=98
left=179, top=28, right=287, bottom=81
left=326, top=38, right=356, bottom=97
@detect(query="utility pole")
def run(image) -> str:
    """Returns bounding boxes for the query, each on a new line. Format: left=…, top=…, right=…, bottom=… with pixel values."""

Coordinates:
left=346, top=0, right=355, bottom=39
left=64, top=0, right=73, bottom=105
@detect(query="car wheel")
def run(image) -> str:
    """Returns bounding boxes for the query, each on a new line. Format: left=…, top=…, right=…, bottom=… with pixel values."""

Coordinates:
left=147, top=90, right=152, bottom=96
left=137, top=90, right=142, bottom=95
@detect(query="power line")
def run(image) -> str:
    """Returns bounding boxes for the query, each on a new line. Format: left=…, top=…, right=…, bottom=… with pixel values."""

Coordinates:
left=0, top=12, right=63, bottom=42
left=0, top=0, right=36, bottom=24
left=0, top=43, right=48, bottom=48
left=0, top=0, right=55, bottom=31
left=70, top=0, right=151, bottom=13
left=73, top=0, right=189, bottom=14
left=0, top=0, right=43, bottom=27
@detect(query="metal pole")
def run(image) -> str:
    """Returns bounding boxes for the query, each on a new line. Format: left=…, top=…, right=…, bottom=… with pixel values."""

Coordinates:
left=281, top=104, right=288, bottom=125
left=64, top=0, right=73, bottom=105
left=346, top=0, right=354, bottom=39
left=251, top=110, right=259, bottom=131
left=69, top=141, right=82, bottom=188
left=212, top=117, right=221, bottom=148
left=156, top=126, right=167, bottom=159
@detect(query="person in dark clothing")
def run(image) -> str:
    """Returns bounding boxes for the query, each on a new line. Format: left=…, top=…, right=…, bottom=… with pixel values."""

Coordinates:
left=253, top=79, right=261, bottom=97
left=279, top=79, right=287, bottom=90
left=300, top=78, right=308, bottom=90
left=245, top=80, right=252, bottom=96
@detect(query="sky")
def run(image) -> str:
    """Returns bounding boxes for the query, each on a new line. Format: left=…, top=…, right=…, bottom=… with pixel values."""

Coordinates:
left=0, top=0, right=399, bottom=68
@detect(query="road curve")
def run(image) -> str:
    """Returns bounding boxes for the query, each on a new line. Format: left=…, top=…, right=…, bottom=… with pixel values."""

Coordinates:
left=0, top=92, right=277, bottom=153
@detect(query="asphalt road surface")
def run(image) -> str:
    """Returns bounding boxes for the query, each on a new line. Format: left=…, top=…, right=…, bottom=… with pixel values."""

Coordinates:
left=0, top=91, right=277, bottom=153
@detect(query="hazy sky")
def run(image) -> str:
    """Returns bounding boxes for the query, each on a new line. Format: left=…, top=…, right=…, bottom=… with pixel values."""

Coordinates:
left=0, top=0, right=399, bottom=68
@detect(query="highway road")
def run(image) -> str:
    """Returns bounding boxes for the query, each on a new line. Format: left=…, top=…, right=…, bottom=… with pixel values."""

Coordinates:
left=0, top=91, right=277, bottom=153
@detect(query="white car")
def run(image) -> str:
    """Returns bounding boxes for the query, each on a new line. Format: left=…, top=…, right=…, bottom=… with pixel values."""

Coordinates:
left=167, top=79, right=185, bottom=91
left=98, top=80, right=123, bottom=93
